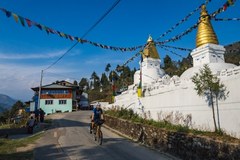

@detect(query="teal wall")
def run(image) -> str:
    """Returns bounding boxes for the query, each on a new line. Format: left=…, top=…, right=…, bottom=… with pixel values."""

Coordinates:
left=40, top=99, right=72, bottom=114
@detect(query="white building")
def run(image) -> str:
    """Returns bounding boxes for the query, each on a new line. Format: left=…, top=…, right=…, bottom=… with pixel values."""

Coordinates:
left=109, top=5, right=240, bottom=138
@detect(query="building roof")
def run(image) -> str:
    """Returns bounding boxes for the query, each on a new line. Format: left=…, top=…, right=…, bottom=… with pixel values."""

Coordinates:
left=31, top=83, right=72, bottom=91
left=196, top=5, right=219, bottom=47
left=142, top=35, right=160, bottom=59
left=55, top=80, right=77, bottom=86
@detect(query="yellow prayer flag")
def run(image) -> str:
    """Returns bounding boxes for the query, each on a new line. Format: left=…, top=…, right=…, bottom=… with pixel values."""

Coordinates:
left=12, top=13, right=19, bottom=23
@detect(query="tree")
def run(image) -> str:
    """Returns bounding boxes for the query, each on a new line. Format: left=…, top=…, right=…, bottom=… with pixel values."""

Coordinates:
left=191, top=64, right=228, bottom=132
left=105, top=63, right=111, bottom=80
left=100, top=73, right=109, bottom=88
left=109, top=70, right=119, bottom=82
left=79, top=78, right=89, bottom=90
left=73, top=80, right=78, bottom=86
left=163, top=55, right=178, bottom=76
left=10, top=101, right=24, bottom=118
left=163, top=55, right=173, bottom=69
left=90, top=71, right=100, bottom=89
left=105, top=63, right=111, bottom=73
left=177, top=53, right=193, bottom=76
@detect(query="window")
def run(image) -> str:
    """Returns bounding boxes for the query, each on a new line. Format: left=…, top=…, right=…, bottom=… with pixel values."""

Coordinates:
left=59, top=100, right=67, bottom=105
left=42, top=90, right=69, bottom=95
left=45, top=100, right=53, bottom=105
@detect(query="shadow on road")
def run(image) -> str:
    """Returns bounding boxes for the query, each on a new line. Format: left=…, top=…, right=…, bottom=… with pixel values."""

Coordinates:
left=34, top=138, right=134, bottom=160
left=0, top=151, right=33, bottom=160
left=33, top=112, right=175, bottom=160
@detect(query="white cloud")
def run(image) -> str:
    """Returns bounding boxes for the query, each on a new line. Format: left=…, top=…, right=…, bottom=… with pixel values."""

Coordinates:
left=0, top=62, right=80, bottom=101
left=0, top=49, right=138, bottom=101
left=0, top=49, right=81, bottom=60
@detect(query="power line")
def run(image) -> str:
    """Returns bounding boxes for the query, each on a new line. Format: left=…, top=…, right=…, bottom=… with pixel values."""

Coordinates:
left=81, top=0, right=121, bottom=39
left=44, top=0, right=121, bottom=71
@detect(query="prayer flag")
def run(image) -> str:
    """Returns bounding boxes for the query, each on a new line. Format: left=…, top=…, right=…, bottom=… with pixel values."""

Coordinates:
left=12, top=13, right=19, bottom=23
left=5, top=10, right=12, bottom=18
left=26, top=19, right=32, bottom=27
left=36, top=24, right=42, bottom=30
left=19, top=16, right=25, bottom=26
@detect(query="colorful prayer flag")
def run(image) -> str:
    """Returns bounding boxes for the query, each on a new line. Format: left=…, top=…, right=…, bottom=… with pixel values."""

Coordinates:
left=19, top=16, right=25, bottom=26
left=12, top=13, right=19, bottom=23
left=35, top=24, right=43, bottom=30
left=25, top=19, right=32, bottom=27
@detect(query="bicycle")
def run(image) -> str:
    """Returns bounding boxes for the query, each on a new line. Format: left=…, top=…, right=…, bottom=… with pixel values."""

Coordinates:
left=92, top=119, right=104, bottom=145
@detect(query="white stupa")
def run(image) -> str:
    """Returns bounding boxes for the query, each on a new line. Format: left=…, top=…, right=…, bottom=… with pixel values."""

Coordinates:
left=134, top=36, right=165, bottom=86
left=181, top=5, right=236, bottom=79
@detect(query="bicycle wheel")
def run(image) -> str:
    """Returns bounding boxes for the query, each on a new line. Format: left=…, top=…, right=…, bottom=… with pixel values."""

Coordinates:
left=97, top=130, right=103, bottom=145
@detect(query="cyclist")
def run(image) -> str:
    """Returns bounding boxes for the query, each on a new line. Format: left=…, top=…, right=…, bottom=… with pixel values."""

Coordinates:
left=90, top=103, right=104, bottom=134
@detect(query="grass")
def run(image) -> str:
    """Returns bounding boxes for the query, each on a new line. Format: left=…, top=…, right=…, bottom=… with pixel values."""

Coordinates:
left=0, top=131, right=43, bottom=160
left=0, top=119, right=28, bottom=129
left=105, top=108, right=240, bottom=143
left=0, top=123, right=12, bottom=129
left=0, top=123, right=26, bottom=129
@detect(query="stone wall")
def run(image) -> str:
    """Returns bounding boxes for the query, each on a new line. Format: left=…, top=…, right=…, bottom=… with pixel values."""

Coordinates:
left=104, top=115, right=240, bottom=160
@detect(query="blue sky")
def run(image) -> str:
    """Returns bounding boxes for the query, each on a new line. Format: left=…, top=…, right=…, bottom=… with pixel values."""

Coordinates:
left=0, top=0, right=239, bottom=101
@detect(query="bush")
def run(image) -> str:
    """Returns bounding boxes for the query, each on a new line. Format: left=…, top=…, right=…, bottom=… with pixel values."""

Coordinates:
left=105, top=108, right=238, bottom=142
left=105, top=108, right=190, bottom=133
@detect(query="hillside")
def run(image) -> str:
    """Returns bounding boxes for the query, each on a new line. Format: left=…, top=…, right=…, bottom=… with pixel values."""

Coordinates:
left=225, top=41, right=240, bottom=65
left=0, top=94, right=17, bottom=111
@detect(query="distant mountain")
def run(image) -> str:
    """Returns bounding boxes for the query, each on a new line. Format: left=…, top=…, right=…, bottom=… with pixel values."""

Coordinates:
left=225, top=41, right=240, bottom=65
left=0, top=94, right=17, bottom=111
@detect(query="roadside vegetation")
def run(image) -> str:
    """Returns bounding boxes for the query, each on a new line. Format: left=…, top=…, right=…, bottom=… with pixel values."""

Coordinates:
left=0, top=101, right=50, bottom=159
left=0, top=133, right=42, bottom=160
left=0, top=101, right=29, bottom=129
left=105, top=108, right=240, bottom=143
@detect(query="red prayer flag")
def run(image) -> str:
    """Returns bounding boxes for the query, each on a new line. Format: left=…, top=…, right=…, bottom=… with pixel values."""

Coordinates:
left=25, top=19, right=32, bottom=27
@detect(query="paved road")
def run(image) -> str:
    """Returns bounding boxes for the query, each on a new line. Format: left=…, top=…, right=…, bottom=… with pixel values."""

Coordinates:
left=34, top=111, right=179, bottom=160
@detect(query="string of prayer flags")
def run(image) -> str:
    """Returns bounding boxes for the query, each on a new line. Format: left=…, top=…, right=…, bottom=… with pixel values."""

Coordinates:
left=213, top=17, right=240, bottom=21
left=211, top=0, right=236, bottom=17
left=160, top=45, right=192, bottom=52
left=156, top=2, right=205, bottom=40
left=0, top=7, right=143, bottom=52
left=156, top=0, right=237, bottom=45
left=159, top=46, right=184, bottom=58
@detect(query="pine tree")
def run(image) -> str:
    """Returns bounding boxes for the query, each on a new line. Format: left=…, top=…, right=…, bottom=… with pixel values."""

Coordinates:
left=101, top=73, right=110, bottom=88
left=73, top=80, right=78, bottom=86
left=90, top=71, right=100, bottom=89
left=105, top=63, right=111, bottom=73
left=163, top=55, right=178, bottom=76
left=79, top=78, right=89, bottom=91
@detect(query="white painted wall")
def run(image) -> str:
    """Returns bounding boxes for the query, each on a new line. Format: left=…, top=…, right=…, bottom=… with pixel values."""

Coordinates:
left=110, top=66, right=240, bottom=139
left=30, top=102, right=35, bottom=112
left=108, top=43, right=240, bottom=138
left=191, top=44, right=225, bottom=67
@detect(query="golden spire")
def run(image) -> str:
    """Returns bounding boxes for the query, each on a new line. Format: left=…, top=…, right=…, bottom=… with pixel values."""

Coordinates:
left=196, top=5, right=219, bottom=47
left=142, top=35, right=160, bottom=59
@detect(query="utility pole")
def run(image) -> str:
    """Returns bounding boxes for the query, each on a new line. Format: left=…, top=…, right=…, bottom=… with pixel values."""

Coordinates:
left=38, top=70, right=43, bottom=110
left=138, top=52, right=143, bottom=97
left=111, top=71, right=115, bottom=103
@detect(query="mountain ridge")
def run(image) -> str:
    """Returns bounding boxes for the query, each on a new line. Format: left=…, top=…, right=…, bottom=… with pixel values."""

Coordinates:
left=0, top=93, right=17, bottom=111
